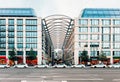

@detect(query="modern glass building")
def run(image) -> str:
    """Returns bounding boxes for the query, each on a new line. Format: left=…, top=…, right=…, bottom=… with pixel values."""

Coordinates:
left=1, top=8, right=120, bottom=65
left=64, top=8, right=120, bottom=65
left=0, top=8, right=52, bottom=65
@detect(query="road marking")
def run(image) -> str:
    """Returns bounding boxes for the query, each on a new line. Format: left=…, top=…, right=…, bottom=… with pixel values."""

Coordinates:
left=21, top=80, right=66, bottom=82
left=62, top=81, right=67, bottom=82
left=113, top=79, right=120, bottom=81
left=54, top=78, right=104, bottom=81
left=21, top=80, right=27, bottom=82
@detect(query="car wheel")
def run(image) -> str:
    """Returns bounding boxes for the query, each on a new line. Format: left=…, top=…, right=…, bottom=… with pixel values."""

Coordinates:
left=94, top=66, right=96, bottom=68
left=15, top=66, right=17, bottom=68
left=63, top=66, right=66, bottom=68
left=103, top=66, right=106, bottom=68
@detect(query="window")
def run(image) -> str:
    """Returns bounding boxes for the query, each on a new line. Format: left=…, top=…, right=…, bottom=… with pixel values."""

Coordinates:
left=79, top=19, right=88, bottom=25
left=8, top=26, right=14, bottom=31
left=17, top=26, right=23, bottom=31
left=113, top=51, right=120, bottom=57
left=0, top=26, right=6, bottom=31
left=113, top=35, right=120, bottom=42
left=17, top=51, right=23, bottom=55
left=17, top=44, right=23, bottom=48
left=0, top=44, right=6, bottom=48
left=26, top=19, right=37, bottom=25
left=102, top=27, right=110, bottom=33
left=8, top=32, right=14, bottom=37
left=26, top=26, right=37, bottom=31
left=8, top=44, right=14, bottom=48
left=8, top=38, right=14, bottom=43
left=0, top=19, right=6, bottom=25
left=79, top=34, right=88, bottom=40
left=17, top=32, right=23, bottom=37
left=102, top=43, right=110, bottom=49
left=17, top=19, right=23, bottom=25
left=26, top=32, right=37, bottom=37
left=8, top=19, right=14, bottom=25
left=113, top=19, right=120, bottom=25
left=26, top=44, right=37, bottom=48
left=90, top=19, right=99, bottom=25
left=90, top=35, right=99, bottom=40
left=26, top=38, right=37, bottom=43
left=113, top=27, right=120, bottom=34
left=102, top=35, right=110, bottom=42
left=0, top=51, right=6, bottom=55
left=90, top=51, right=98, bottom=57
left=113, top=43, right=120, bottom=49
left=102, top=51, right=110, bottom=56
left=17, top=38, right=23, bottom=43
left=0, top=32, right=6, bottom=37
left=79, top=27, right=88, bottom=32
left=90, top=27, right=99, bottom=33
left=102, top=19, right=111, bottom=25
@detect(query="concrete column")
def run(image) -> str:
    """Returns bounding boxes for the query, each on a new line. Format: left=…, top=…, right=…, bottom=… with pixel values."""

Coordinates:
left=14, top=19, right=17, bottom=51
left=37, top=18, right=42, bottom=65
left=110, top=19, right=113, bottom=64
left=87, top=19, right=90, bottom=58
left=74, top=18, right=79, bottom=65
left=99, top=19, right=102, bottom=53
left=23, top=18, right=26, bottom=64
left=6, top=18, right=9, bottom=64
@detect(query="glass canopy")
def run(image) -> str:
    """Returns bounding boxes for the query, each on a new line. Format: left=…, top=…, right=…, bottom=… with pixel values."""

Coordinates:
left=43, top=15, right=73, bottom=49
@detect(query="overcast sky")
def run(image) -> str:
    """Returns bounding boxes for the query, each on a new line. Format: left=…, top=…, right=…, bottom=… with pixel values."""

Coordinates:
left=0, top=0, right=120, bottom=18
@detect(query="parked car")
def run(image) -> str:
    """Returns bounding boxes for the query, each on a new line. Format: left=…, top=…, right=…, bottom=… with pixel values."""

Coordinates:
left=91, top=63, right=107, bottom=68
left=34, top=64, right=49, bottom=68
left=0, top=64, right=10, bottom=68
left=108, top=63, right=120, bottom=68
left=53, top=64, right=67, bottom=68
left=13, top=64, right=28, bottom=68
left=71, top=64, right=85, bottom=68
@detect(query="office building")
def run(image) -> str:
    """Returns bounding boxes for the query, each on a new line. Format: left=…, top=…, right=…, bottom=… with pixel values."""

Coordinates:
left=65, top=8, right=120, bottom=65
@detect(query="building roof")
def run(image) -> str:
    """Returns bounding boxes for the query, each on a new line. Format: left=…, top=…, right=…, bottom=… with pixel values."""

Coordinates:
left=80, top=8, right=120, bottom=18
left=0, top=8, right=36, bottom=17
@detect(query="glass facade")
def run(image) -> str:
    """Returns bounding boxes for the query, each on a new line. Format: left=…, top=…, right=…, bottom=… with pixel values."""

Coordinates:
left=81, top=8, right=120, bottom=18
left=0, top=8, right=36, bottom=17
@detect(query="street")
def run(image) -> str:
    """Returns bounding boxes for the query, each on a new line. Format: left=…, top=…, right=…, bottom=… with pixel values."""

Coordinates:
left=0, top=68, right=120, bottom=82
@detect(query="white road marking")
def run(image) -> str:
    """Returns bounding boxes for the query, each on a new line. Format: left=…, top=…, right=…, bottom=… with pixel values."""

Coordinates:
left=54, top=78, right=104, bottom=81
left=62, top=81, right=67, bottom=82
left=21, top=80, right=27, bottom=82
left=113, top=79, right=120, bottom=81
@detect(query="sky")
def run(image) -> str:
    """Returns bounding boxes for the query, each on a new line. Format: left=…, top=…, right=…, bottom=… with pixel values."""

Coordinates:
left=0, top=0, right=120, bottom=18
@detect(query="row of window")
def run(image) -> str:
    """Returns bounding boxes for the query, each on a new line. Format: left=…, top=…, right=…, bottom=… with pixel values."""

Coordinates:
left=79, top=27, right=120, bottom=34
left=79, top=19, right=120, bottom=25
left=0, top=26, right=37, bottom=31
left=17, top=43, right=37, bottom=48
left=0, top=19, right=37, bottom=25
left=79, top=51, right=120, bottom=57
left=79, top=34, right=120, bottom=42
left=79, top=42, right=120, bottom=49
left=0, top=51, right=37, bottom=55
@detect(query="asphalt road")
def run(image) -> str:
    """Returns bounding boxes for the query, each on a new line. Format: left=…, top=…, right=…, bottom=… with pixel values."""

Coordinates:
left=0, top=68, right=120, bottom=82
